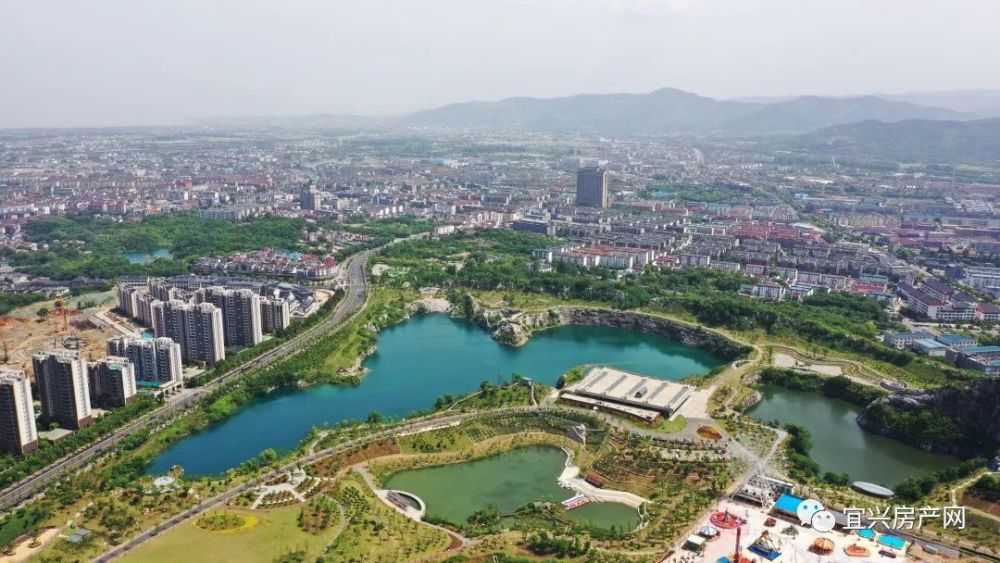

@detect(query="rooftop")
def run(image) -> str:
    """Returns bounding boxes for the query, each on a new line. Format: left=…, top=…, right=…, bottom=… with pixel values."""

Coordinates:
left=962, top=346, right=1000, bottom=355
left=567, top=366, right=693, bottom=415
left=935, top=334, right=975, bottom=345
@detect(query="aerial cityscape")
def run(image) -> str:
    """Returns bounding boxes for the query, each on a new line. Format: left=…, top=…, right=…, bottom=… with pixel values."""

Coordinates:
left=2, top=1, right=1000, bottom=562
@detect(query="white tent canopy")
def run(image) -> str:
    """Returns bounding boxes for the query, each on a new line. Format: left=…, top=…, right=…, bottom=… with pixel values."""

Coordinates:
left=685, top=535, right=706, bottom=547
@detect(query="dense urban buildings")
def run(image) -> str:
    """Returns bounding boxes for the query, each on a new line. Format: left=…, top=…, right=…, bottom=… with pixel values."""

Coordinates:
left=0, top=368, right=38, bottom=455
left=192, top=250, right=338, bottom=280
left=2, top=109, right=1000, bottom=563
left=32, top=350, right=93, bottom=430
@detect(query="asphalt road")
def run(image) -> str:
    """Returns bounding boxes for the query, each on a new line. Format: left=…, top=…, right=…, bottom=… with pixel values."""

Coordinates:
left=0, top=249, right=373, bottom=512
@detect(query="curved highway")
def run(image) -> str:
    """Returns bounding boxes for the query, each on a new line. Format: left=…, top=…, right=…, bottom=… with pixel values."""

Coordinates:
left=0, top=248, right=374, bottom=512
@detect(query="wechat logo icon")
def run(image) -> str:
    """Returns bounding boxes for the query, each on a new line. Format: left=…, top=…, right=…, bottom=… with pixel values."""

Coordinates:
left=797, top=498, right=836, bottom=533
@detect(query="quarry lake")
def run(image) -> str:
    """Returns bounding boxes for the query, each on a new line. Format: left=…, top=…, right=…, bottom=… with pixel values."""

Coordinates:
left=148, top=313, right=724, bottom=476
left=748, top=385, right=958, bottom=486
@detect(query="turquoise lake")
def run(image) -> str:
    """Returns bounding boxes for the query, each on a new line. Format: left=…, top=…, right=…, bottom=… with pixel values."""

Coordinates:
left=121, top=247, right=173, bottom=264
left=148, top=313, right=724, bottom=475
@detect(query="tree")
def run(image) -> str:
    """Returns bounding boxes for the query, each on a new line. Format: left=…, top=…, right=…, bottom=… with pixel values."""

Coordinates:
left=259, top=448, right=279, bottom=465
left=822, top=472, right=851, bottom=486
left=366, top=411, right=383, bottom=424
left=36, top=307, right=49, bottom=319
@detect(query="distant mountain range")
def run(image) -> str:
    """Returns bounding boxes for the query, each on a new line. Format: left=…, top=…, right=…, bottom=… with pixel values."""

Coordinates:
left=789, top=117, right=1000, bottom=165
left=187, top=87, right=1000, bottom=165
left=730, top=89, right=1000, bottom=118
left=397, top=88, right=967, bottom=135
left=880, top=89, right=1000, bottom=118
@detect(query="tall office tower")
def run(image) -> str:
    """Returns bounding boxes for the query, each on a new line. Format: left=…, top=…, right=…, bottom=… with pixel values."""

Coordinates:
left=0, top=368, right=39, bottom=455
left=575, top=166, right=609, bottom=208
left=87, top=357, right=137, bottom=409
left=32, top=350, right=93, bottom=430
left=151, top=300, right=226, bottom=365
left=108, top=336, right=183, bottom=386
left=201, top=287, right=263, bottom=347
left=301, top=186, right=322, bottom=211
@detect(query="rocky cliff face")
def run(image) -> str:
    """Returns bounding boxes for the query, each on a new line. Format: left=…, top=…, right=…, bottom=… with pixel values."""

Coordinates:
left=857, top=378, right=1000, bottom=456
left=492, top=319, right=531, bottom=346
left=460, top=294, right=748, bottom=360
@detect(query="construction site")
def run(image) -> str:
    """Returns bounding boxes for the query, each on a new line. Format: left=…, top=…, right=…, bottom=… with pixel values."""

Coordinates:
left=0, top=291, right=121, bottom=375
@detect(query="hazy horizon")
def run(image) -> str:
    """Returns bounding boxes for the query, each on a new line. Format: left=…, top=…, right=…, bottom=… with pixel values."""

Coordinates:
left=2, top=0, right=999, bottom=128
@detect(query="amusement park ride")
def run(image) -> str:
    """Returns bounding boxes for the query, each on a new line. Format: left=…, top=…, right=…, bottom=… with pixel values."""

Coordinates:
left=703, top=445, right=813, bottom=562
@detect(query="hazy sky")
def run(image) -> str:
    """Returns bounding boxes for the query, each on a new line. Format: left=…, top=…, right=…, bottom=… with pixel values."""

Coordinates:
left=2, top=0, right=999, bottom=128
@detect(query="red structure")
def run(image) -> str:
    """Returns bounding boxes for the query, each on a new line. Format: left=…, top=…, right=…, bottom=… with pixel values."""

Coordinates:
left=710, top=510, right=746, bottom=529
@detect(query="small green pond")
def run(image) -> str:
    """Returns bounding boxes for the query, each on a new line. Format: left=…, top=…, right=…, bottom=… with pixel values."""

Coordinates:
left=383, top=445, right=640, bottom=531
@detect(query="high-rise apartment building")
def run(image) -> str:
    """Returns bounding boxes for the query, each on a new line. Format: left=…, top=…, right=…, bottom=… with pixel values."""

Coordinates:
left=32, top=350, right=93, bottom=430
left=108, top=336, right=183, bottom=387
left=200, top=287, right=263, bottom=347
left=116, top=284, right=156, bottom=327
left=261, top=297, right=291, bottom=334
left=87, top=357, right=137, bottom=409
left=575, top=166, right=609, bottom=208
left=116, top=284, right=139, bottom=318
left=0, top=368, right=38, bottom=455
left=135, top=292, right=155, bottom=327
left=151, top=300, right=225, bottom=365
left=151, top=279, right=186, bottom=303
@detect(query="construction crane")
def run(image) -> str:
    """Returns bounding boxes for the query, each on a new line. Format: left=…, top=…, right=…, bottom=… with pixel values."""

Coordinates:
left=54, top=297, right=69, bottom=332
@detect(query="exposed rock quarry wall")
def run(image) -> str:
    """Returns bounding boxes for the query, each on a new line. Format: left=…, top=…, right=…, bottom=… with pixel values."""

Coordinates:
left=857, top=378, right=1000, bottom=457
left=460, top=294, right=748, bottom=360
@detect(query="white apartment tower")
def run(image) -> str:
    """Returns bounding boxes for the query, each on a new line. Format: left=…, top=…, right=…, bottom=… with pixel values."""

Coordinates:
left=151, top=300, right=226, bottom=365
left=0, top=368, right=39, bottom=455
left=201, top=287, right=263, bottom=347
left=107, top=336, right=183, bottom=386
left=32, top=350, right=93, bottom=430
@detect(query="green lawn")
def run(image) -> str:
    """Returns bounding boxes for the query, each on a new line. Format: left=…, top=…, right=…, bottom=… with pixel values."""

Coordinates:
left=120, top=506, right=331, bottom=563
left=660, top=414, right=688, bottom=434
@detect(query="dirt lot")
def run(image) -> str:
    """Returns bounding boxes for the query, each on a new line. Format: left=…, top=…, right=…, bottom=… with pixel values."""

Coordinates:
left=1, top=297, right=119, bottom=374
left=963, top=493, right=1000, bottom=517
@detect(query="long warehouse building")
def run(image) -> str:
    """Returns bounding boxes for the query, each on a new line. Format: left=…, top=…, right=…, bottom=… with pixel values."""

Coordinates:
left=561, top=366, right=693, bottom=424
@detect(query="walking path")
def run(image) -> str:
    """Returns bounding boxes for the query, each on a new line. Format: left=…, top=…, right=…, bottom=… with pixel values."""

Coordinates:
left=91, top=407, right=541, bottom=561
left=556, top=448, right=646, bottom=509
